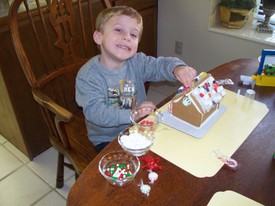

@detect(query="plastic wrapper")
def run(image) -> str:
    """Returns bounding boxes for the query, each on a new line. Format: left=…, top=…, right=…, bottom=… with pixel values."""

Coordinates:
left=216, top=79, right=234, bottom=85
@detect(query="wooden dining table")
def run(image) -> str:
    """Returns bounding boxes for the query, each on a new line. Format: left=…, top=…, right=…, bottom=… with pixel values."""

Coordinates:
left=67, top=58, right=275, bottom=206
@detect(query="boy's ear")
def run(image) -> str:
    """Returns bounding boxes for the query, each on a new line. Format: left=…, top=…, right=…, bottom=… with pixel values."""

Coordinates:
left=93, top=30, right=102, bottom=45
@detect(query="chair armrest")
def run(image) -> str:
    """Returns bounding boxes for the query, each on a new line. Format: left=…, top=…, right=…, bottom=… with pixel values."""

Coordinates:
left=32, top=90, right=73, bottom=122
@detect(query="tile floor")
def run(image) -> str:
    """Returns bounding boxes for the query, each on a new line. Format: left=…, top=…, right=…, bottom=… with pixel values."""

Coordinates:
left=0, top=81, right=180, bottom=206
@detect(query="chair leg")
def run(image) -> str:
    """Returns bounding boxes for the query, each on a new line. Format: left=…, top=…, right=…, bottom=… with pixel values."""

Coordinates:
left=56, top=152, right=64, bottom=188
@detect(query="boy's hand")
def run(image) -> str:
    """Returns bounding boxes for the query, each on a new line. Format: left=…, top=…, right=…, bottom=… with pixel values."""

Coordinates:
left=173, top=66, right=197, bottom=88
left=138, top=101, right=156, bottom=110
left=132, top=101, right=156, bottom=121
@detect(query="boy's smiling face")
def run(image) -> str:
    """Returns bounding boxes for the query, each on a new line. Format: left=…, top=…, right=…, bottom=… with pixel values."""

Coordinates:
left=93, top=15, right=142, bottom=69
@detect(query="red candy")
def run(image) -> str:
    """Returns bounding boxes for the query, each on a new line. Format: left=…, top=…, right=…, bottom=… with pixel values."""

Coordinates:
left=138, top=120, right=155, bottom=133
left=139, top=156, right=163, bottom=171
left=140, top=120, right=154, bottom=126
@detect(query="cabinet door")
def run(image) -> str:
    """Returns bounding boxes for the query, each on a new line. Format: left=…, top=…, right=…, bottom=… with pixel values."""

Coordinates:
left=0, top=69, right=28, bottom=156
left=0, top=19, right=50, bottom=159
left=138, top=6, right=157, bottom=56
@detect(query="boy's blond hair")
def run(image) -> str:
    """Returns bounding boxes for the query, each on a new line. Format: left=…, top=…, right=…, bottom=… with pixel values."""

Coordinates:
left=95, top=6, right=143, bottom=40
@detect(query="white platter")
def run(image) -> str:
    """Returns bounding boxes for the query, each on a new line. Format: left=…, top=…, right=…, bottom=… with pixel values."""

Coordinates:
left=161, top=105, right=227, bottom=138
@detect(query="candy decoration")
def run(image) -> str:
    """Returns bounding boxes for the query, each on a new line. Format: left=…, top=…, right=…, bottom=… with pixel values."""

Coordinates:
left=212, top=150, right=240, bottom=170
left=139, top=156, right=164, bottom=171
left=105, top=163, right=135, bottom=186
left=120, top=132, right=152, bottom=150
left=177, top=86, right=189, bottom=94
left=140, top=120, right=154, bottom=126
left=148, top=170, right=158, bottom=184
left=138, top=120, right=156, bottom=133
left=138, top=179, right=151, bottom=196
left=168, top=102, right=173, bottom=113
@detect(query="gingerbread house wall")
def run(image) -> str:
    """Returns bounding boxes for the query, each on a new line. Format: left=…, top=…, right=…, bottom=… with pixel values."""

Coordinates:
left=172, top=93, right=219, bottom=127
left=171, top=73, right=220, bottom=127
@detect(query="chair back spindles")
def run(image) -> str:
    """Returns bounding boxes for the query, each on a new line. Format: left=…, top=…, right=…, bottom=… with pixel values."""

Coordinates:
left=9, top=0, right=111, bottom=188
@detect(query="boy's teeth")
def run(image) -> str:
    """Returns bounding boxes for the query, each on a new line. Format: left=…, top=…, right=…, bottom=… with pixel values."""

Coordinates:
left=118, top=45, right=129, bottom=50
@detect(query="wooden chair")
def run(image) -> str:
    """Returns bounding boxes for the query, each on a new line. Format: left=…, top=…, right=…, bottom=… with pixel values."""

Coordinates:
left=9, top=0, right=111, bottom=188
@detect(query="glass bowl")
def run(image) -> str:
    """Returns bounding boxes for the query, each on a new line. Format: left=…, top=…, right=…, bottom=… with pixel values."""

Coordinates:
left=98, top=150, right=140, bottom=187
left=130, top=107, right=162, bottom=135
left=118, top=128, right=155, bottom=157
left=118, top=107, right=163, bottom=156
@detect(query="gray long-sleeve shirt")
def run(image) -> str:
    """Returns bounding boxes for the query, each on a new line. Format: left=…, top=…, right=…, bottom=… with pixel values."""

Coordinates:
left=75, top=52, right=186, bottom=146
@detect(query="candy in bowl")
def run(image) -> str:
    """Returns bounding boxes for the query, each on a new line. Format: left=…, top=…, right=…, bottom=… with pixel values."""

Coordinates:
left=118, top=107, right=163, bottom=156
left=118, top=128, right=155, bottom=157
left=98, top=150, right=140, bottom=187
left=130, top=107, right=162, bottom=135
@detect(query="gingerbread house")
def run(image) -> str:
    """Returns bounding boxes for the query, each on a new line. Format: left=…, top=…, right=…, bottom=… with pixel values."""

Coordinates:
left=170, top=72, right=226, bottom=127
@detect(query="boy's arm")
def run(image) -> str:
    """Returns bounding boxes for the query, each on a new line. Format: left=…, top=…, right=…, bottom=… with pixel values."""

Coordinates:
left=134, top=53, right=195, bottom=84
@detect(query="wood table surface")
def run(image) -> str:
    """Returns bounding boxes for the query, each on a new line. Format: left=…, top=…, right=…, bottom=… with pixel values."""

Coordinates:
left=67, top=58, right=275, bottom=206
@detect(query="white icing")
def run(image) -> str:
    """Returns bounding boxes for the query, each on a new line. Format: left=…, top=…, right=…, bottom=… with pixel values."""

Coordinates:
left=190, top=75, right=225, bottom=112
left=120, top=132, right=152, bottom=149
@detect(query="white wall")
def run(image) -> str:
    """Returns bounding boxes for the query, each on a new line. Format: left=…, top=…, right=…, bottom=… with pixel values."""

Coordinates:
left=157, top=0, right=275, bottom=72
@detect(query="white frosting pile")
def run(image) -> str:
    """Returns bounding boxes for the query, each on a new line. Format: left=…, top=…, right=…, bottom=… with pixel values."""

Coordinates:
left=120, top=132, right=152, bottom=149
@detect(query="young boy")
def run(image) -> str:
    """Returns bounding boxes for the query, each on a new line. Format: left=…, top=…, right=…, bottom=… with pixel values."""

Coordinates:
left=75, top=6, right=197, bottom=152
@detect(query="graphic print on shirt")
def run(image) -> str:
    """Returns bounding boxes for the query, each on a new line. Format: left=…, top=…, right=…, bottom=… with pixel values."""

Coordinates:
left=108, top=80, right=137, bottom=109
left=108, top=87, right=120, bottom=106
